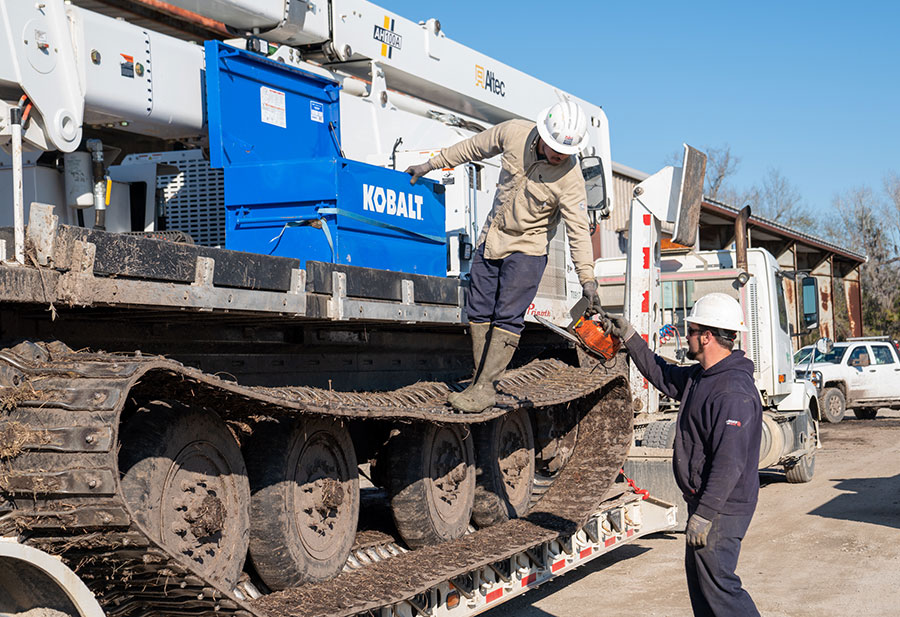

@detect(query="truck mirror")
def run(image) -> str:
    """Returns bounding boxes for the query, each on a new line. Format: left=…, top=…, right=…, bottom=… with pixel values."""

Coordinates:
left=815, top=337, right=833, bottom=354
left=800, top=276, right=819, bottom=330
left=580, top=156, right=609, bottom=224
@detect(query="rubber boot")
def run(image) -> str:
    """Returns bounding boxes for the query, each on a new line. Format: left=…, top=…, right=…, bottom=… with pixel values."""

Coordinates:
left=448, top=327, right=519, bottom=413
left=447, top=322, right=491, bottom=408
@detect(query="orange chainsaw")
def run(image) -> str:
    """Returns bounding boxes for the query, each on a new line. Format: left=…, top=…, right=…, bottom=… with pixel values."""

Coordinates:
left=535, top=314, right=622, bottom=361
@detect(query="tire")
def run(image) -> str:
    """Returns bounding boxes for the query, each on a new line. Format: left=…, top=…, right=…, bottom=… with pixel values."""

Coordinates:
left=244, top=417, right=359, bottom=589
left=853, top=407, right=878, bottom=420
left=118, top=401, right=250, bottom=588
left=642, top=420, right=677, bottom=449
left=819, top=387, right=846, bottom=423
left=785, top=452, right=815, bottom=483
left=472, top=408, right=535, bottom=527
left=388, top=423, right=475, bottom=549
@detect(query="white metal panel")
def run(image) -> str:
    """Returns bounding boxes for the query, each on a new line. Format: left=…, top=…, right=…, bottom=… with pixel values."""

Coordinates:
left=0, top=164, right=68, bottom=227
left=72, top=6, right=204, bottom=138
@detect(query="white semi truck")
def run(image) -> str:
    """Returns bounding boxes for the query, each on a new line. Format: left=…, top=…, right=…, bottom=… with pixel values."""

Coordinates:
left=0, top=1, right=739, bottom=616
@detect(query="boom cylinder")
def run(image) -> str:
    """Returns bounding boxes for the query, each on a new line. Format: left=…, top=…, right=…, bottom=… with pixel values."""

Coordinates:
left=87, top=139, right=106, bottom=230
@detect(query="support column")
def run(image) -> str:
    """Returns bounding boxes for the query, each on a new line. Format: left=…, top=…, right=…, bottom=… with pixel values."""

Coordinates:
left=843, top=268, right=863, bottom=337
left=811, top=258, right=835, bottom=341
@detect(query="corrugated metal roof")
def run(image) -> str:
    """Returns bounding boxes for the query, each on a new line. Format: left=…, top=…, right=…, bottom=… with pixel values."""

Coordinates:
left=703, top=197, right=866, bottom=263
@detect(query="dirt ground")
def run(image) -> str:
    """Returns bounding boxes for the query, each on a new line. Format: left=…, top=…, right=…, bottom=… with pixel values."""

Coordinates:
left=489, top=408, right=900, bottom=617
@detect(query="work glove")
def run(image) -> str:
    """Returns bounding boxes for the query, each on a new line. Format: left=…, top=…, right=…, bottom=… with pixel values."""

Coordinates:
left=601, top=314, right=636, bottom=342
left=581, top=281, right=604, bottom=317
left=685, top=513, right=712, bottom=548
left=405, top=162, right=432, bottom=185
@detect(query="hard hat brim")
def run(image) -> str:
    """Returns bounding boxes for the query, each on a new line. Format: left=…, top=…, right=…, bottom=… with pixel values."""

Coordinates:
left=685, top=316, right=749, bottom=333
left=536, top=105, right=588, bottom=156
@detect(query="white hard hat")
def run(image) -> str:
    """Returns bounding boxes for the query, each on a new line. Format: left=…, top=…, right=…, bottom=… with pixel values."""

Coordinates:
left=536, top=100, right=589, bottom=155
left=686, top=292, right=749, bottom=333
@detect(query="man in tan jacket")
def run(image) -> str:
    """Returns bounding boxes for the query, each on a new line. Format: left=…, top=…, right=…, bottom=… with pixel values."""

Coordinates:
left=407, top=100, right=602, bottom=413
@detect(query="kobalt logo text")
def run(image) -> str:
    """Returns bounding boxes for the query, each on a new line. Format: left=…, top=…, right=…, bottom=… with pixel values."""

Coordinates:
left=475, top=64, right=505, bottom=97
left=363, top=184, right=424, bottom=220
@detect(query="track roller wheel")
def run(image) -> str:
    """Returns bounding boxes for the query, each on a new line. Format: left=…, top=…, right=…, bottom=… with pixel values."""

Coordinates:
left=472, top=408, right=535, bottom=527
left=244, top=417, right=359, bottom=589
left=118, top=401, right=250, bottom=589
left=388, top=423, right=475, bottom=548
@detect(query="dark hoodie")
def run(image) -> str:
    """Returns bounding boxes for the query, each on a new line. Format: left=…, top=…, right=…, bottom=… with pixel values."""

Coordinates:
left=626, top=335, right=762, bottom=519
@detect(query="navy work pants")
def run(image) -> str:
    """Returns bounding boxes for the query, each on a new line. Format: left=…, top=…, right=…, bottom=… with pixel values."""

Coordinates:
left=684, top=506, right=759, bottom=617
left=466, top=244, right=547, bottom=335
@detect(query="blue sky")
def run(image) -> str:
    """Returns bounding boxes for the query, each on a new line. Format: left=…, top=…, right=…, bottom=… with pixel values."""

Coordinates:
left=378, top=1, right=900, bottom=217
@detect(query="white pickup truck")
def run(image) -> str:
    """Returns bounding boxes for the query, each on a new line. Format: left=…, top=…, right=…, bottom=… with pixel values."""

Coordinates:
left=796, top=337, right=900, bottom=422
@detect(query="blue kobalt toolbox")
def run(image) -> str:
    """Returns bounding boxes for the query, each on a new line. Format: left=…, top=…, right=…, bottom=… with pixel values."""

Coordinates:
left=204, top=41, right=447, bottom=277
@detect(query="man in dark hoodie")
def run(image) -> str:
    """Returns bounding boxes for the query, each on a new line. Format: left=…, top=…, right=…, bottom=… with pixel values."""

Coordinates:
left=603, top=292, right=761, bottom=617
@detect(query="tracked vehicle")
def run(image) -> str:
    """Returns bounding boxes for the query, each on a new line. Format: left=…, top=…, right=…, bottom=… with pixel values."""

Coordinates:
left=0, top=1, right=693, bottom=615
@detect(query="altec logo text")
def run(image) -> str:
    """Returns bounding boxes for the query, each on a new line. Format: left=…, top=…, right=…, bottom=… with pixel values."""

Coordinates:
left=374, top=16, right=402, bottom=58
left=475, top=64, right=505, bottom=97
left=363, top=184, right=424, bottom=220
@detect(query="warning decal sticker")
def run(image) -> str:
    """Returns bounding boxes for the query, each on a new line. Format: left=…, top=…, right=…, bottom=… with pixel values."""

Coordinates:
left=260, top=86, right=286, bottom=128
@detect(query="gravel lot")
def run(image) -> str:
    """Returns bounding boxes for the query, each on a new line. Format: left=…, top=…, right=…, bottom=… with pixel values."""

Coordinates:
left=490, top=409, right=900, bottom=617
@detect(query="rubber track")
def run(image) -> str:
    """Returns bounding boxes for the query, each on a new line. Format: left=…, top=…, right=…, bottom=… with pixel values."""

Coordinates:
left=0, top=341, right=632, bottom=617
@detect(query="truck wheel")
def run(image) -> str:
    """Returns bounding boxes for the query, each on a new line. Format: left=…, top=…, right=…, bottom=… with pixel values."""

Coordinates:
left=642, top=420, right=676, bottom=449
left=472, top=408, right=535, bottom=527
left=388, top=423, right=475, bottom=548
left=853, top=407, right=878, bottom=420
left=118, top=401, right=250, bottom=589
left=244, top=417, right=359, bottom=589
left=819, top=387, right=846, bottom=423
left=785, top=452, right=815, bottom=483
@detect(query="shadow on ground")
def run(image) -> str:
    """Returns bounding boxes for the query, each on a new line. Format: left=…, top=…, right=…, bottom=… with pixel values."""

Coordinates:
left=808, top=474, right=900, bottom=530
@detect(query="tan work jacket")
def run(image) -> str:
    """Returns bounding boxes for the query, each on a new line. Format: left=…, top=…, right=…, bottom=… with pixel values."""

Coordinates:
left=427, top=119, right=594, bottom=285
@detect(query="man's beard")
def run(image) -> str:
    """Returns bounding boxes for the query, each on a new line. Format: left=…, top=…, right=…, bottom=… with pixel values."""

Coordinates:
left=686, top=348, right=698, bottom=361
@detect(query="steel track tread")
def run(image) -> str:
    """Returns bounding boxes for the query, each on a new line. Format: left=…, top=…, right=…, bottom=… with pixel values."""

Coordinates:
left=0, top=341, right=631, bottom=617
